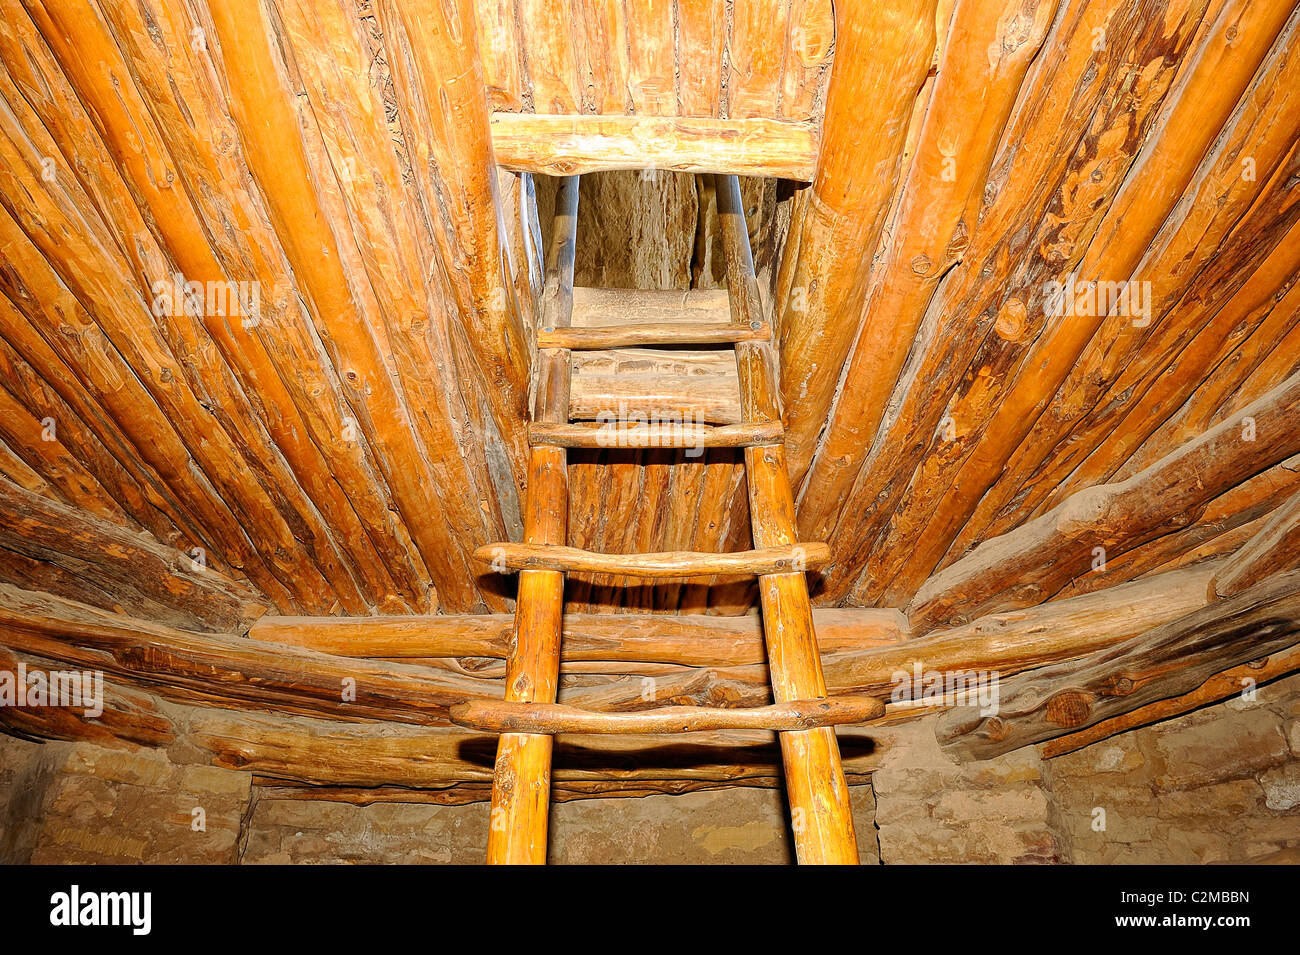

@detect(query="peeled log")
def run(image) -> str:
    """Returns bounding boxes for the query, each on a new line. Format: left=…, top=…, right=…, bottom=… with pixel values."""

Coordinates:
left=0, top=475, right=267, bottom=633
left=1213, top=487, right=1300, bottom=597
left=908, top=370, right=1300, bottom=632
left=798, top=0, right=1059, bottom=541
left=936, top=569, right=1300, bottom=761
left=1042, top=642, right=1300, bottom=758
left=249, top=607, right=908, bottom=667
left=775, top=0, right=937, bottom=486
left=193, top=709, right=891, bottom=789
left=490, top=114, right=818, bottom=180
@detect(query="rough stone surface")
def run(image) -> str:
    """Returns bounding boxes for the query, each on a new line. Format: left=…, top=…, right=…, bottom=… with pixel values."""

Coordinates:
left=2, top=674, right=1297, bottom=864
left=244, top=785, right=879, bottom=865
left=534, top=171, right=782, bottom=293
left=0, top=736, right=250, bottom=864
left=1046, top=672, right=1300, bottom=863
left=872, top=717, right=1064, bottom=864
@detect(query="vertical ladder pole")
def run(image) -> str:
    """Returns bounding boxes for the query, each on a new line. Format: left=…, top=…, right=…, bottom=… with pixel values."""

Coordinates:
left=487, top=175, right=580, bottom=864
left=714, top=174, right=860, bottom=864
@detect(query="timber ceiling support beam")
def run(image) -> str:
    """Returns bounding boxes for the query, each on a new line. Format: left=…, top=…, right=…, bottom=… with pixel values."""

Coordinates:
left=907, top=370, right=1300, bottom=633
left=796, top=0, right=1060, bottom=542
left=0, top=475, right=266, bottom=633
left=489, top=114, right=819, bottom=180
left=773, top=0, right=937, bottom=490
left=936, top=568, right=1300, bottom=762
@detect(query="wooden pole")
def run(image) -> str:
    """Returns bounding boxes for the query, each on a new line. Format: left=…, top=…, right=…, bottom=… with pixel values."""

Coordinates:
left=487, top=176, right=579, bottom=865
left=717, top=174, right=859, bottom=864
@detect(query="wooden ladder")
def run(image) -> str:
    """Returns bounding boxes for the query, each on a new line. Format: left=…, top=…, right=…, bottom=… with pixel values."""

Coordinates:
left=454, top=174, right=878, bottom=865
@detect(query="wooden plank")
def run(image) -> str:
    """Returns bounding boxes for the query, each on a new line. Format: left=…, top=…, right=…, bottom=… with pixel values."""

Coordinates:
left=1052, top=458, right=1300, bottom=600
left=0, top=583, right=499, bottom=726
left=676, top=0, right=726, bottom=116
left=779, top=0, right=835, bottom=120
left=538, top=321, right=769, bottom=349
left=475, top=0, right=526, bottom=110
left=1120, top=266, right=1300, bottom=477
left=571, top=0, right=629, bottom=113
left=2, top=558, right=1216, bottom=733
left=282, top=0, right=522, bottom=609
left=571, top=286, right=731, bottom=324
left=623, top=0, right=676, bottom=115
left=570, top=357, right=742, bottom=424
left=726, top=0, right=788, bottom=118
left=0, top=83, right=308, bottom=609
left=0, top=301, right=189, bottom=548
left=0, top=377, right=132, bottom=527
left=516, top=0, right=582, bottom=112
left=490, top=114, right=818, bottom=179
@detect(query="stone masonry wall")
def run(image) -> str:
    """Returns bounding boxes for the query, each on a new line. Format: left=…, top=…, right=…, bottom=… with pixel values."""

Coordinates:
left=1, top=672, right=1297, bottom=864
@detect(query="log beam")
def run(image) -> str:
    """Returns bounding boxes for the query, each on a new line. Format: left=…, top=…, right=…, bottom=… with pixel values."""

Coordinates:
left=908, top=370, right=1300, bottom=632
left=490, top=114, right=818, bottom=180
left=1213, top=487, right=1300, bottom=597
left=0, top=475, right=267, bottom=633
left=936, top=569, right=1300, bottom=761
left=775, top=0, right=937, bottom=487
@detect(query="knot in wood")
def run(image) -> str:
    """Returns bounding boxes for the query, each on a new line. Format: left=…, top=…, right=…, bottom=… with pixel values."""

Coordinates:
left=1045, top=691, right=1093, bottom=728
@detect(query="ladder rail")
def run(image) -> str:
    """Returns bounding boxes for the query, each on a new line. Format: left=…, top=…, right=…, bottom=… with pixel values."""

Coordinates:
left=487, top=174, right=580, bottom=865
left=715, top=173, right=861, bottom=865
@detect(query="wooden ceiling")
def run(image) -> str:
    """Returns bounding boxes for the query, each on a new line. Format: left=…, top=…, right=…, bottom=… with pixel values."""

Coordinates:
left=475, top=0, right=834, bottom=118
left=0, top=0, right=1298, bottom=632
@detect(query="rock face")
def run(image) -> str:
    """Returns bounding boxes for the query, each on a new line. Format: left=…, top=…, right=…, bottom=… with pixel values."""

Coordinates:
left=242, top=786, right=878, bottom=865
left=534, top=172, right=784, bottom=293
left=2, top=672, right=1297, bottom=864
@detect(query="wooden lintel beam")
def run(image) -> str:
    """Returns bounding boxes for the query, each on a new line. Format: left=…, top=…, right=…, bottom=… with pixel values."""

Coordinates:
left=490, top=113, right=818, bottom=180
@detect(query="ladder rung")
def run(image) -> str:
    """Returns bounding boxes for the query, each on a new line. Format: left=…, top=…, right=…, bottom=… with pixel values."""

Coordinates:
left=530, top=420, right=782, bottom=449
left=474, top=542, right=829, bottom=578
left=538, top=321, right=770, bottom=350
left=449, top=694, right=886, bottom=734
